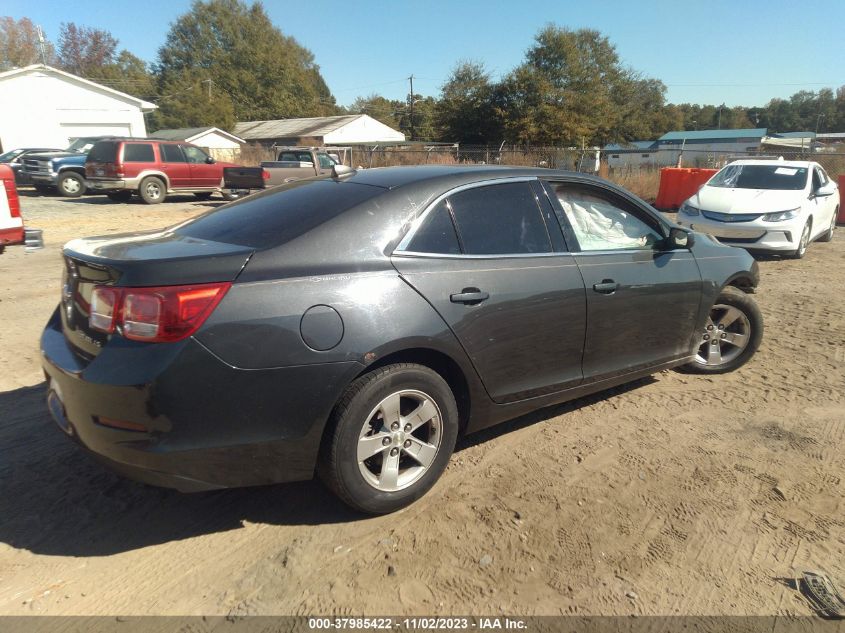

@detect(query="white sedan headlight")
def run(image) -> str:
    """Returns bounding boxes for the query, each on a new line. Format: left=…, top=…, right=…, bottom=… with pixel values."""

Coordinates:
left=679, top=202, right=700, bottom=216
left=762, top=208, right=800, bottom=222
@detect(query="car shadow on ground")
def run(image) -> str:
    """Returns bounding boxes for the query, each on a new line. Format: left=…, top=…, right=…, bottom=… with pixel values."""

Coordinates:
left=0, top=376, right=654, bottom=557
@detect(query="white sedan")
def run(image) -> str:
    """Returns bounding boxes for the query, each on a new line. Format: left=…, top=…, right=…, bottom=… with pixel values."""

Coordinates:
left=677, top=160, right=839, bottom=258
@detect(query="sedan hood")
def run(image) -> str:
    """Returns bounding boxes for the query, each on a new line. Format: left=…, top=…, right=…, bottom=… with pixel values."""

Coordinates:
left=692, top=186, right=804, bottom=214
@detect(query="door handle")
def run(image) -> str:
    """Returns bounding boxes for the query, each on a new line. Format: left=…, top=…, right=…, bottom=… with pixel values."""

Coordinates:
left=592, top=279, right=619, bottom=294
left=450, top=288, right=489, bottom=304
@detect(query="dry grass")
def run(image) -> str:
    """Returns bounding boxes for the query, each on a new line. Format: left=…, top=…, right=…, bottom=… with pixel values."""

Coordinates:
left=605, top=169, right=662, bottom=203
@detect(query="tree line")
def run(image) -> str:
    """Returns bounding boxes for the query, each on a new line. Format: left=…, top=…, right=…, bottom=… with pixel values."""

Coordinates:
left=2, top=3, right=843, bottom=144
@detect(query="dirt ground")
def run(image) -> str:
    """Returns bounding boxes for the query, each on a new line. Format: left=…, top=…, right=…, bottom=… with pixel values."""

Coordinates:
left=0, top=190, right=843, bottom=617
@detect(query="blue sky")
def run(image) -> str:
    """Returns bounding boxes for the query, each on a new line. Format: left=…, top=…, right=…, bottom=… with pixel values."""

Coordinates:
left=5, top=0, right=845, bottom=108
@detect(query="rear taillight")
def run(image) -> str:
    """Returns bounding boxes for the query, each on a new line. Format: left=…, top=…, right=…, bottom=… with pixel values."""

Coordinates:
left=262, top=169, right=270, bottom=180
left=3, top=177, right=20, bottom=218
left=89, top=282, right=231, bottom=342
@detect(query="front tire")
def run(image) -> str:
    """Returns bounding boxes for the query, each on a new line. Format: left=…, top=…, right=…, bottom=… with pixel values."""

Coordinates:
left=318, top=363, right=459, bottom=514
left=818, top=208, right=837, bottom=243
left=791, top=219, right=811, bottom=258
left=683, top=286, right=763, bottom=374
left=57, top=172, right=84, bottom=198
left=139, top=176, right=166, bottom=204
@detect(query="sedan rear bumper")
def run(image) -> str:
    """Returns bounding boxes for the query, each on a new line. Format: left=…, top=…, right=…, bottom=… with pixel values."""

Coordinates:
left=40, top=307, right=363, bottom=491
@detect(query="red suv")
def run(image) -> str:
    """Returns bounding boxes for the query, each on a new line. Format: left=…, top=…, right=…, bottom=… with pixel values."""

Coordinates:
left=85, top=139, right=237, bottom=204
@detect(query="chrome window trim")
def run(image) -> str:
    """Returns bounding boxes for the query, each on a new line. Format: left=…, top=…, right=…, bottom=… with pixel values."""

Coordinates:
left=394, top=176, right=549, bottom=256
left=393, top=250, right=575, bottom=261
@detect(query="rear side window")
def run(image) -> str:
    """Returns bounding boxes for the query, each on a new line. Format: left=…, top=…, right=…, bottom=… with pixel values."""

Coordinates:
left=161, top=144, right=185, bottom=163
left=123, top=144, right=155, bottom=162
left=448, top=182, right=553, bottom=255
left=87, top=141, right=118, bottom=162
left=406, top=201, right=461, bottom=255
left=176, top=179, right=384, bottom=248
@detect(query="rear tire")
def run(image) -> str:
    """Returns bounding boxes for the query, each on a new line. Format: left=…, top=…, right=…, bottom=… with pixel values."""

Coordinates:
left=318, top=363, right=459, bottom=514
left=107, top=191, right=133, bottom=202
left=57, top=172, right=84, bottom=198
left=791, top=219, right=811, bottom=258
left=682, top=286, right=763, bottom=374
left=818, top=208, right=837, bottom=243
left=139, top=176, right=165, bottom=204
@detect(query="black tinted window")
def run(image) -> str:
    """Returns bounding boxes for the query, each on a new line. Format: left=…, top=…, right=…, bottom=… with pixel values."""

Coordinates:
left=407, top=201, right=461, bottom=254
left=448, top=182, right=552, bottom=254
left=161, top=144, right=185, bottom=162
left=88, top=141, right=118, bottom=162
left=123, top=144, right=155, bottom=162
left=177, top=179, right=383, bottom=248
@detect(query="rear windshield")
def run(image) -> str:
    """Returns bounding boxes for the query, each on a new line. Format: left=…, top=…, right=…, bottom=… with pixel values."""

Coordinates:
left=708, top=164, right=808, bottom=190
left=87, top=141, right=118, bottom=163
left=176, top=179, right=384, bottom=248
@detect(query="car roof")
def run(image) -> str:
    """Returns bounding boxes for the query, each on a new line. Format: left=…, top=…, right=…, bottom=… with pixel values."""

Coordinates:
left=339, top=165, right=604, bottom=190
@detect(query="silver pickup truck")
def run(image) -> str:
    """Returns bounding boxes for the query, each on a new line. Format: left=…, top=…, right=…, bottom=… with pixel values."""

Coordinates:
left=223, top=147, right=341, bottom=195
left=261, top=147, right=340, bottom=186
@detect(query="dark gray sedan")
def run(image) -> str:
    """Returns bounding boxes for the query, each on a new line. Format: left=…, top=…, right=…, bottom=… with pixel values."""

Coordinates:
left=41, top=166, right=763, bottom=513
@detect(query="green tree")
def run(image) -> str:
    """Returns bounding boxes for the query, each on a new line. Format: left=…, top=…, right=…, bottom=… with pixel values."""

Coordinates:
left=436, top=61, right=499, bottom=144
left=0, top=16, right=55, bottom=69
left=149, top=71, right=236, bottom=131
left=155, top=0, right=338, bottom=128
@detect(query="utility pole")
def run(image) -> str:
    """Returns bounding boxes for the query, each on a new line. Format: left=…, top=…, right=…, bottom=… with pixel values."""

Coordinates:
left=36, top=26, right=47, bottom=65
left=408, top=75, right=415, bottom=141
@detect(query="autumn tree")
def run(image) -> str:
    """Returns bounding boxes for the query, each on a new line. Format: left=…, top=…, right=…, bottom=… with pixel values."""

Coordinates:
left=155, top=0, right=338, bottom=128
left=0, top=16, right=54, bottom=69
left=56, top=23, right=117, bottom=75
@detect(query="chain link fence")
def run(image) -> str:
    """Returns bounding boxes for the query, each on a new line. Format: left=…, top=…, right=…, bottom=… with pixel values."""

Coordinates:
left=241, top=142, right=845, bottom=203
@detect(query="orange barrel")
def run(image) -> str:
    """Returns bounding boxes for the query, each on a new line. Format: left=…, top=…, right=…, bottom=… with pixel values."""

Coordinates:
left=839, top=175, right=845, bottom=225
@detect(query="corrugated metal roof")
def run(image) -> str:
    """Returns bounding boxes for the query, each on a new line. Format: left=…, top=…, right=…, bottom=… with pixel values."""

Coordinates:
left=604, top=141, right=656, bottom=151
left=233, top=115, right=363, bottom=140
left=658, top=128, right=767, bottom=142
left=772, top=131, right=815, bottom=139
left=152, top=127, right=214, bottom=140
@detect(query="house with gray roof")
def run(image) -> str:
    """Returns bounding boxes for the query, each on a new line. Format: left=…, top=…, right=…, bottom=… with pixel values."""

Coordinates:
left=233, top=114, right=404, bottom=147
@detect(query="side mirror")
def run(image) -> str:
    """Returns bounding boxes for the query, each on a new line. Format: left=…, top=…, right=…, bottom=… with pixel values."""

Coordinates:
left=664, top=226, right=694, bottom=250
left=814, top=183, right=835, bottom=197
left=205, top=156, right=215, bottom=164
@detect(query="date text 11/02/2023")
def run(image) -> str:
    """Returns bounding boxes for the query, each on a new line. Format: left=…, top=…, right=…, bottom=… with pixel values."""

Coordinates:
left=307, top=617, right=528, bottom=630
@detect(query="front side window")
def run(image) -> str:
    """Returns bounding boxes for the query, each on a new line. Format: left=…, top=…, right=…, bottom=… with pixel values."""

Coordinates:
left=405, top=201, right=461, bottom=255
left=317, top=153, right=336, bottom=169
left=553, top=184, right=662, bottom=251
left=161, top=144, right=185, bottom=163
left=447, top=182, right=553, bottom=255
left=181, top=145, right=209, bottom=164
left=122, top=143, right=155, bottom=162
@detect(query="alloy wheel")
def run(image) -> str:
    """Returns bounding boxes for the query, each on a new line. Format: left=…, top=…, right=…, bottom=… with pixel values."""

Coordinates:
left=694, top=303, right=751, bottom=367
left=62, top=177, right=81, bottom=194
left=357, top=389, right=442, bottom=492
left=798, top=223, right=810, bottom=256
left=145, top=181, right=162, bottom=200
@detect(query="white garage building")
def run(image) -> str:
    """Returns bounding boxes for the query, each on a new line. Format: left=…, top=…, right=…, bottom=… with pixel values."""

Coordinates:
left=0, top=64, right=156, bottom=152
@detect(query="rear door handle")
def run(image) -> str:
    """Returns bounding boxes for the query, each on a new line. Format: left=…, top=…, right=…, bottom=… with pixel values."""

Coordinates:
left=450, top=289, right=489, bottom=304
left=592, top=279, right=619, bottom=294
